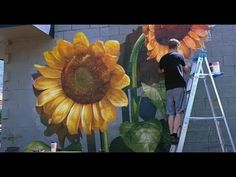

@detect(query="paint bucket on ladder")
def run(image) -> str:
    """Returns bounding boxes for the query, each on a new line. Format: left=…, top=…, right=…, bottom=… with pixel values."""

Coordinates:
left=212, top=61, right=220, bottom=74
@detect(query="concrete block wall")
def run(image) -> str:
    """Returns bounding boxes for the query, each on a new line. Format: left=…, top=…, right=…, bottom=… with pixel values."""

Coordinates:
left=184, top=25, right=236, bottom=152
left=0, top=25, right=141, bottom=152
left=54, top=25, right=139, bottom=43
left=0, top=38, right=58, bottom=151
left=1, top=24, right=235, bottom=152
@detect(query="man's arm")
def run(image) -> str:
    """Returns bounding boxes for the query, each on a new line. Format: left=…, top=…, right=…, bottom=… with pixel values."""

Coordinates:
left=183, top=65, right=190, bottom=73
left=179, top=54, right=190, bottom=73
left=183, top=59, right=192, bottom=73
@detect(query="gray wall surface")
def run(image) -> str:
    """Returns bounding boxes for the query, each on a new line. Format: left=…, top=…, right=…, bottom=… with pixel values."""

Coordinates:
left=184, top=25, right=236, bottom=152
left=1, top=24, right=236, bottom=152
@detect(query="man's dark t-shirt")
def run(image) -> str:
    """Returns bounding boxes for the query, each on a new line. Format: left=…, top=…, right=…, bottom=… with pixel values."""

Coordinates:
left=159, top=52, right=186, bottom=90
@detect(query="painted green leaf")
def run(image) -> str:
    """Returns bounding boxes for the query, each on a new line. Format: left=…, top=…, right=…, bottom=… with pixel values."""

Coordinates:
left=155, top=119, right=171, bottom=152
left=120, top=119, right=163, bottom=152
left=63, top=142, right=82, bottom=151
left=141, top=82, right=166, bottom=119
left=120, top=121, right=133, bottom=135
left=109, top=136, right=133, bottom=152
left=24, top=141, right=50, bottom=152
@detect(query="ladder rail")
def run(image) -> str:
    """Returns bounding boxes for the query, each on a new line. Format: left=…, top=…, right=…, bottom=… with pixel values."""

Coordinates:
left=204, top=57, right=236, bottom=152
left=174, top=54, right=236, bottom=152
left=202, top=70, right=225, bottom=152
left=176, top=57, right=203, bottom=152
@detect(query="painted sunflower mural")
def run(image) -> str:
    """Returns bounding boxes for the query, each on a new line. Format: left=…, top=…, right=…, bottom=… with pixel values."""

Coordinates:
left=33, top=32, right=130, bottom=139
left=143, top=25, right=211, bottom=62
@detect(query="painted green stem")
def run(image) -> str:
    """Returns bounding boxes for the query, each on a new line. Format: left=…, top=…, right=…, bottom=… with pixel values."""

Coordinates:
left=99, top=33, right=145, bottom=151
left=100, top=131, right=109, bottom=152
left=130, top=33, right=145, bottom=123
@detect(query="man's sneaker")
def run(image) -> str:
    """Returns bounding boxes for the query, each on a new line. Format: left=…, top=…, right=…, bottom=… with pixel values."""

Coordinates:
left=170, top=136, right=179, bottom=145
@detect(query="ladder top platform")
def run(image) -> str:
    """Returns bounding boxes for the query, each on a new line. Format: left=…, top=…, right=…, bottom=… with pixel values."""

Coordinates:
left=213, top=72, right=224, bottom=78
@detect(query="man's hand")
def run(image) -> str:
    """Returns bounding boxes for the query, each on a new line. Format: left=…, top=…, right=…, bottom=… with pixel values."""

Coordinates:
left=183, top=59, right=192, bottom=73
left=183, top=64, right=190, bottom=73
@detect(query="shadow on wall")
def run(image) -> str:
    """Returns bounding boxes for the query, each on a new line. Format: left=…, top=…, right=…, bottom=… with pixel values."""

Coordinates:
left=119, top=26, right=163, bottom=87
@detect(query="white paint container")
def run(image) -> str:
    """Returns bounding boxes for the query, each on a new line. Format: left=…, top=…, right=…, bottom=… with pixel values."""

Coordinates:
left=51, top=142, right=57, bottom=152
left=212, top=61, right=220, bottom=74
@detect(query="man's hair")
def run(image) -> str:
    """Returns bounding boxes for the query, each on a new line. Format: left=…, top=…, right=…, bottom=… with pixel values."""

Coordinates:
left=168, top=38, right=180, bottom=49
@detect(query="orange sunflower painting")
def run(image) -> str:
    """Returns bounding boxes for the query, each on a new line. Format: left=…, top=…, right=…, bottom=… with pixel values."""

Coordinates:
left=143, top=25, right=211, bottom=62
left=33, top=32, right=130, bottom=135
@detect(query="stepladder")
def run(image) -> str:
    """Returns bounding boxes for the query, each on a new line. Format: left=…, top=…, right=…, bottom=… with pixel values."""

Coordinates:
left=170, top=53, right=236, bottom=152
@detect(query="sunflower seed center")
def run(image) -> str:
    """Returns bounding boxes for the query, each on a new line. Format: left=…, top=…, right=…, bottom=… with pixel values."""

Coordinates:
left=61, top=56, right=111, bottom=104
left=155, top=25, right=191, bottom=45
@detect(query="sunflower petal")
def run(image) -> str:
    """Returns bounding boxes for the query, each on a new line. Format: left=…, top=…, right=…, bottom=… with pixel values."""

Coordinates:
left=194, top=39, right=205, bottom=49
left=74, top=43, right=89, bottom=56
left=110, top=64, right=125, bottom=86
left=102, top=54, right=117, bottom=71
left=192, top=29, right=208, bottom=38
left=73, top=32, right=90, bottom=46
left=145, top=38, right=149, bottom=46
left=89, top=40, right=105, bottom=57
left=92, top=103, right=103, bottom=129
left=148, top=31, right=155, bottom=41
left=111, top=74, right=130, bottom=89
left=80, top=104, right=93, bottom=134
left=104, top=40, right=120, bottom=56
left=148, top=25, right=155, bottom=32
left=57, top=39, right=74, bottom=60
left=52, top=47, right=64, bottom=63
left=155, top=44, right=167, bottom=62
left=178, top=42, right=190, bottom=59
left=99, top=121, right=108, bottom=132
left=43, top=51, right=64, bottom=70
left=33, top=76, right=61, bottom=90
left=143, top=25, right=149, bottom=35
left=99, top=97, right=116, bottom=122
left=183, top=35, right=196, bottom=50
left=106, top=88, right=128, bottom=107
left=188, top=31, right=200, bottom=41
left=51, top=98, right=74, bottom=124
left=43, top=94, right=67, bottom=116
left=73, top=32, right=90, bottom=56
left=66, top=103, right=83, bottom=135
left=34, top=64, right=61, bottom=78
left=36, top=86, right=63, bottom=107
left=147, top=39, right=157, bottom=51
left=150, top=42, right=161, bottom=57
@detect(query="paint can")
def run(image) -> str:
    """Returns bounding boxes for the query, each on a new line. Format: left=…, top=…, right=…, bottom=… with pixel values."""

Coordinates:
left=51, top=142, right=57, bottom=152
left=212, top=61, right=220, bottom=74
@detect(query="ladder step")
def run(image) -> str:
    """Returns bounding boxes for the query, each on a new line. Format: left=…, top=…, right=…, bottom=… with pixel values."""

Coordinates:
left=189, top=116, right=224, bottom=120
left=197, top=73, right=224, bottom=78
left=169, top=145, right=177, bottom=152
left=199, top=73, right=212, bottom=76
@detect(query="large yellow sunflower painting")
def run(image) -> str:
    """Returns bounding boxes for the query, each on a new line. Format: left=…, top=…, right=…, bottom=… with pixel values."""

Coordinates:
left=33, top=32, right=130, bottom=136
left=143, top=25, right=211, bottom=62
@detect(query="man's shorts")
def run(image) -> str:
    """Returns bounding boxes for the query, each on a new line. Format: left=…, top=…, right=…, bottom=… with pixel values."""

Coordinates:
left=166, top=87, right=186, bottom=116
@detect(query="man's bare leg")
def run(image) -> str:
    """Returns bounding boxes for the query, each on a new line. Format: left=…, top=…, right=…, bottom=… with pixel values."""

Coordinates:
left=173, top=112, right=184, bottom=134
left=168, top=115, right=175, bottom=134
